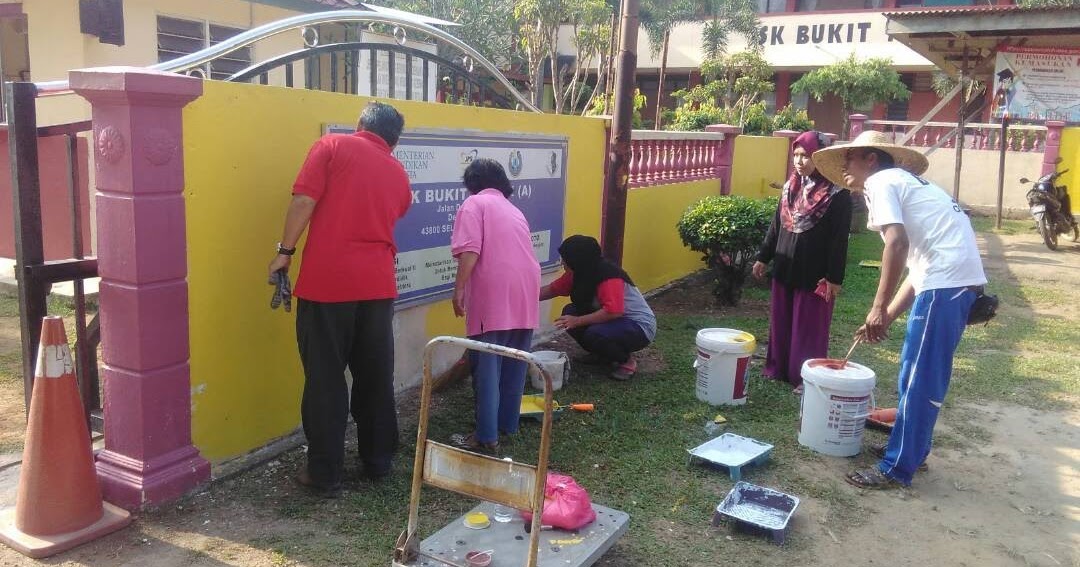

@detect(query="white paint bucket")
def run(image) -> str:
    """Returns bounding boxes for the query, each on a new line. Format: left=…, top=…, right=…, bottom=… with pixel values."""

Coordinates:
left=528, top=350, right=569, bottom=392
left=798, top=359, right=877, bottom=457
left=693, top=328, right=756, bottom=406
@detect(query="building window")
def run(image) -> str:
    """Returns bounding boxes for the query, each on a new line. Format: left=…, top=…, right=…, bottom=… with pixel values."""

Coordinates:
left=757, top=0, right=787, bottom=13
left=157, top=16, right=251, bottom=80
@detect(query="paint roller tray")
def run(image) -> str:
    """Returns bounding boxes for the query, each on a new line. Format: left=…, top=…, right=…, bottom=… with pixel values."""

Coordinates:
left=712, top=481, right=800, bottom=545
left=518, top=394, right=565, bottom=422
left=687, top=433, right=773, bottom=481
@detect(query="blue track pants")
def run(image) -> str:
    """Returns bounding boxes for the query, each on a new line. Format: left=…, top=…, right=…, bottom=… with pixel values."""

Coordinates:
left=879, top=287, right=975, bottom=485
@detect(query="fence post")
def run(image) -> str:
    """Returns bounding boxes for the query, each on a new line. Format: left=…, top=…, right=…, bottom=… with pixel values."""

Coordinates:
left=70, top=67, right=209, bottom=510
left=849, top=114, right=868, bottom=140
left=772, top=129, right=799, bottom=179
left=1042, top=120, right=1065, bottom=176
left=705, top=124, right=741, bottom=195
left=5, top=82, right=47, bottom=417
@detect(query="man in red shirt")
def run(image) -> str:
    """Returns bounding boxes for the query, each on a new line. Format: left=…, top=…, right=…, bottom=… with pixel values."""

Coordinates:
left=268, top=102, right=411, bottom=497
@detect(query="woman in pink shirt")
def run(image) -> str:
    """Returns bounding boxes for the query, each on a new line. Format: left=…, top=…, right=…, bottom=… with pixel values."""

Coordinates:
left=449, top=158, right=541, bottom=452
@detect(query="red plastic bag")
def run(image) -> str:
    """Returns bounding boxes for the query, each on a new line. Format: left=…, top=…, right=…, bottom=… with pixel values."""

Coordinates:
left=520, top=472, right=596, bottom=530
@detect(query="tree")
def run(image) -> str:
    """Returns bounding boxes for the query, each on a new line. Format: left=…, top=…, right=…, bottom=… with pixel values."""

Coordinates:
left=640, top=0, right=697, bottom=128
left=699, top=0, right=760, bottom=60
left=561, top=0, right=615, bottom=115
left=668, top=49, right=775, bottom=132
left=791, top=54, right=910, bottom=135
left=376, top=0, right=519, bottom=70
left=514, top=0, right=570, bottom=110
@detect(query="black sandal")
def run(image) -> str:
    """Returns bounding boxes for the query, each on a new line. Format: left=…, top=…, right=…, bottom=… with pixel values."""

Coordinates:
left=844, top=467, right=901, bottom=490
left=449, top=432, right=499, bottom=454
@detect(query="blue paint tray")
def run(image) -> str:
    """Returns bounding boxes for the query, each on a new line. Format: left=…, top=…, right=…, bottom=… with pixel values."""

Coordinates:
left=687, top=433, right=773, bottom=481
left=712, top=481, right=799, bottom=545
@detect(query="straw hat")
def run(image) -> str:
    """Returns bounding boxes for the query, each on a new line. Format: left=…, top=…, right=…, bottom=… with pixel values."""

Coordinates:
left=813, top=130, right=929, bottom=189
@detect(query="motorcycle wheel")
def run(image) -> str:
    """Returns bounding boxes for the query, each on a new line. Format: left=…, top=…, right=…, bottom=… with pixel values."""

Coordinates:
left=1039, top=216, right=1059, bottom=250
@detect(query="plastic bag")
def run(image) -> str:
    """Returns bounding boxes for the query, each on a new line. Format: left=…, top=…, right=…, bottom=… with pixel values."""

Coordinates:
left=967, top=292, right=999, bottom=326
left=520, top=472, right=596, bottom=530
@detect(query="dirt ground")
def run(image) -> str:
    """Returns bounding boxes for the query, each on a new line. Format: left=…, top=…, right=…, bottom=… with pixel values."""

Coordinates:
left=0, top=228, right=1075, bottom=567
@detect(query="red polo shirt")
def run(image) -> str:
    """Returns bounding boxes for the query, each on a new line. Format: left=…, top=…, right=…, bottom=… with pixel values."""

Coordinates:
left=292, top=131, right=411, bottom=302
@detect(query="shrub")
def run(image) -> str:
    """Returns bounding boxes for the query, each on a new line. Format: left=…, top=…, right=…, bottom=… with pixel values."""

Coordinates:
left=677, top=195, right=777, bottom=305
left=666, top=102, right=813, bottom=136
left=772, top=104, right=814, bottom=133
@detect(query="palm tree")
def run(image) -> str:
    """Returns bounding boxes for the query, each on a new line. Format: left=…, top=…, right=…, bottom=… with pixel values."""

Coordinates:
left=640, top=0, right=696, bottom=128
left=699, top=0, right=760, bottom=61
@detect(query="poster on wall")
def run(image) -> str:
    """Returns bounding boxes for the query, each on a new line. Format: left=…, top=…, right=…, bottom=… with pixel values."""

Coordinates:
left=992, top=46, right=1080, bottom=123
left=325, top=125, right=568, bottom=307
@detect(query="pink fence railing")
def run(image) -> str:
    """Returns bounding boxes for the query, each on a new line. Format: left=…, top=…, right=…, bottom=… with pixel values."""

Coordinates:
left=629, top=131, right=728, bottom=188
left=858, top=119, right=1048, bottom=153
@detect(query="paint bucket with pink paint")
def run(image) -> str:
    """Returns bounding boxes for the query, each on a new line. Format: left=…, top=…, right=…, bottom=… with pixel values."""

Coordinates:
left=798, top=359, right=876, bottom=457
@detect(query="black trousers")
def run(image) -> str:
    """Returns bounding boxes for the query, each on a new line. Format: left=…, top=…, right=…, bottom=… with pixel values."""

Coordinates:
left=296, top=298, right=398, bottom=487
left=562, top=304, right=650, bottom=364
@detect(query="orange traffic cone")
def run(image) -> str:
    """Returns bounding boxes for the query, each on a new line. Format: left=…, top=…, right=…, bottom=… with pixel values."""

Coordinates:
left=0, top=316, right=131, bottom=558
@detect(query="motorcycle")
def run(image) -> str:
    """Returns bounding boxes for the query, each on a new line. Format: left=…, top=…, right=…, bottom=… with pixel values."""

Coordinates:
left=1020, top=166, right=1078, bottom=250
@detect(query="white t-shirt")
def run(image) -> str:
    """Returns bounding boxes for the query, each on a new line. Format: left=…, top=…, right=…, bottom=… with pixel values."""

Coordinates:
left=864, top=168, right=987, bottom=294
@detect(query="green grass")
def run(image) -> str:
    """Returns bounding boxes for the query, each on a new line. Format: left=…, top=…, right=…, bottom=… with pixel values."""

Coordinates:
left=175, top=224, right=1078, bottom=566
left=969, top=216, right=1031, bottom=236
left=0, top=288, right=92, bottom=319
left=3, top=222, right=1068, bottom=566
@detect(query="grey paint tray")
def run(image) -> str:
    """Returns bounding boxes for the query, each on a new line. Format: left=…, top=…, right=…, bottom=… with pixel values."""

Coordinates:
left=713, top=481, right=800, bottom=544
left=687, top=433, right=773, bottom=480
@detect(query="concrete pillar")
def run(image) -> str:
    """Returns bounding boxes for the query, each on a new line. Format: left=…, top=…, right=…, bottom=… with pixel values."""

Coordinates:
left=1042, top=120, right=1065, bottom=176
left=774, top=72, right=791, bottom=110
left=705, top=124, right=742, bottom=195
left=849, top=114, right=868, bottom=140
left=70, top=67, right=209, bottom=510
left=772, top=129, right=799, bottom=178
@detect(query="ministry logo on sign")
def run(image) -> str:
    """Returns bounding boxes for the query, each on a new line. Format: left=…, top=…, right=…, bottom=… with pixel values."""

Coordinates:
left=547, top=151, right=559, bottom=175
left=508, top=150, right=524, bottom=178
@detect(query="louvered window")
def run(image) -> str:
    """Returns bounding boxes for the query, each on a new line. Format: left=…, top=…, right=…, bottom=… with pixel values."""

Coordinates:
left=157, top=16, right=251, bottom=80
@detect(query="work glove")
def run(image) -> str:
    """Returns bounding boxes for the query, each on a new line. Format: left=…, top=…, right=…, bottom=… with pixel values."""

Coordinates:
left=269, top=268, right=293, bottom=312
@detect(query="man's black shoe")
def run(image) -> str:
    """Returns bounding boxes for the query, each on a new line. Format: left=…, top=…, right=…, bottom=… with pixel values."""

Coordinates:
left=294, top=470, right=343, bottom=498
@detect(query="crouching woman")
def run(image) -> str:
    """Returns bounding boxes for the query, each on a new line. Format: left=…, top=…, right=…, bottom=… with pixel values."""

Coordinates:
left=540, top=235, right=656, bottom=381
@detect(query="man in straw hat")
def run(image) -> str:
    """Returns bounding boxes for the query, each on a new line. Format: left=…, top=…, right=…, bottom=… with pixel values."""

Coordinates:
left=814, top=131, right=988, bottom=489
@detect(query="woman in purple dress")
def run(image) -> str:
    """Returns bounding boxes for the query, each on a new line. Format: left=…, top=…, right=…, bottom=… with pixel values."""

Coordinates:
left=752, top=131, right=852, bottom=393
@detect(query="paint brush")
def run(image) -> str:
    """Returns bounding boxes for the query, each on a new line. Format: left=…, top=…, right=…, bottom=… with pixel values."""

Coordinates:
left=840, top=337, right=861, bottom=367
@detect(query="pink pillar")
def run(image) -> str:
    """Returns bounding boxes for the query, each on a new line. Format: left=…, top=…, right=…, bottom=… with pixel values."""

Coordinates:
left=849, top=114, right=868, bottom=140
left=1042, top=121, right=1065, bottom=176
left=70, top=68, right=209, bottom=510
left=772, top=129, right=799, bottom=178
left=705, top=124, right=741, bottom=195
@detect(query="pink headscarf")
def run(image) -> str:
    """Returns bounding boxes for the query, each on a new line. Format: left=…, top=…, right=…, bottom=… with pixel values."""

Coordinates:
left=779, top=131, right=842, bottom=233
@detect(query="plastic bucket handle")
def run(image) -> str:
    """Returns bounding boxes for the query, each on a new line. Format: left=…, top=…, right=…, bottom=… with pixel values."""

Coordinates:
left=806, top=380, right=876, bottom=419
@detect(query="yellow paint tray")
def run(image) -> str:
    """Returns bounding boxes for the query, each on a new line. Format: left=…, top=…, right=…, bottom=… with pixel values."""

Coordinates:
left=519, top=394, right=565, bottom=421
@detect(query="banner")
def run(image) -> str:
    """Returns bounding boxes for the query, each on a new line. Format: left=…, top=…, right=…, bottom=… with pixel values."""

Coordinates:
left=326, top=126, right=568, bottom=307
left=992, top=46, right=1080, bottom=123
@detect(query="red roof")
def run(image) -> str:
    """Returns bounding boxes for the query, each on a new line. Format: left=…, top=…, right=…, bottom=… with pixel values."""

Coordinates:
left=883, top=4, right=1079, bottom=17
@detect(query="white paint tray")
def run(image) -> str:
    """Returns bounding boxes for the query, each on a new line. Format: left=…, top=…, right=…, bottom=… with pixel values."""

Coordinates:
left=713, top=481, right=800, bottom=544
left=687, top=433, right=773, bottom=480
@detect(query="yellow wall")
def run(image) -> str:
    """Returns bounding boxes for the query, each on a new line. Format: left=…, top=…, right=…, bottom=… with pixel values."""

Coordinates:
left=624, top=180, right=719, bottom=293
left=183, top=81, right=609, bottom=461
left=730, top=135, right=788, bottom=199
left=1059, top=127, right=1079, bottom=215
